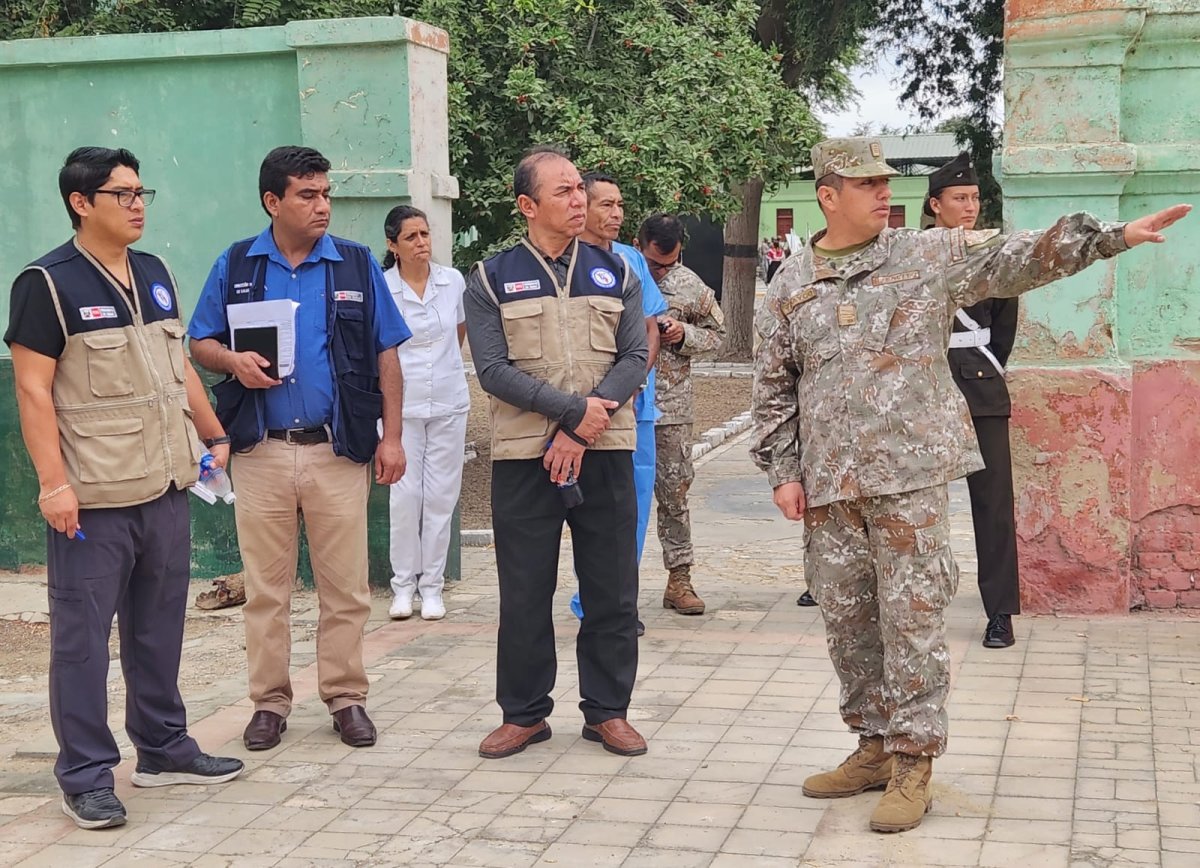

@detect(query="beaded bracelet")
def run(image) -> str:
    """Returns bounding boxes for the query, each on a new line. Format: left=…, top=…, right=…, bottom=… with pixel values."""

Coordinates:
left=37, top=483, right=72, bottom=504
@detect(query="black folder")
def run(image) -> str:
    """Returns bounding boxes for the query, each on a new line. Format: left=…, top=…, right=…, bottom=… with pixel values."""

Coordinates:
left=232, top=326, right=279, bottom=380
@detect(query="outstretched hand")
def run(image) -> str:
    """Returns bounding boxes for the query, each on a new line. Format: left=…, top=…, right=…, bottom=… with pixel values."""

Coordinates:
left=1124, top=204, right=1193, bottom=247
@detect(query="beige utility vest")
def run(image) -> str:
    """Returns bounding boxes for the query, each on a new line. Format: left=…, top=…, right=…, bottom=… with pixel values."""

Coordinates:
left=478, top=239, right=636, bottom=460
left=30, top=240, right=202, bottom=508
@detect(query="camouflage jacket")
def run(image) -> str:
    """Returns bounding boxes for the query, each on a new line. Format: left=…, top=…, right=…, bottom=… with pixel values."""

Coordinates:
left=750, top=213, right=1128, bottom=507
left=655, top=264, right=726, bottom=425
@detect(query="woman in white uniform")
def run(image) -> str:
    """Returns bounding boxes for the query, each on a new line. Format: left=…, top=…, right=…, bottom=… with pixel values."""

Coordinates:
left=381, top=205, right=469, bottom=620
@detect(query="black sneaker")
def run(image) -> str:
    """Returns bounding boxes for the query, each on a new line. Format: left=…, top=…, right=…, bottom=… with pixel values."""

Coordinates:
left=130, top=753, right=244, bottom=788
left=62, top=788, right=126, bottom=829
left=797, top=590, right=817, bottom=607
left=982, top=614, right=1015, bottom=649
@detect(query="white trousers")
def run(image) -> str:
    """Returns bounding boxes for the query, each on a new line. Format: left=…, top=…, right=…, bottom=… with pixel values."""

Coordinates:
left=388, top=412, right=468, bottom=598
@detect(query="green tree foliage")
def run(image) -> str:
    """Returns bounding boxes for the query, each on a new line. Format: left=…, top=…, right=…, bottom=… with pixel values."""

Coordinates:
left=877, top=0, right=1004, bottom=226
left=415, top=0, right=819, bottom=264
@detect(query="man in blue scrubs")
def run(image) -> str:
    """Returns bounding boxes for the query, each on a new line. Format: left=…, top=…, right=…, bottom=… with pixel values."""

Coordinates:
left=573, top=172, right=667, bottom=635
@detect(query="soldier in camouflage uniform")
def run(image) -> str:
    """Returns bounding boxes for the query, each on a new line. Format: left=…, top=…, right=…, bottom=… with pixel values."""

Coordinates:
left=637, top=214, right=725, bottom=615
left=751, top=137, right=1189, bottom=833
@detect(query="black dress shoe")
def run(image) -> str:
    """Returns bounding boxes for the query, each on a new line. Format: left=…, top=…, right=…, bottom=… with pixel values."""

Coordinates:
left=797, top=590, right=817, bottom=607
left=243, top=710, right=287, bottom=751
left=983, top=614, right=1015, bottom=648
left=332, top=705, right=377, bottom=747
left=637, top=619, right=646, bottom=637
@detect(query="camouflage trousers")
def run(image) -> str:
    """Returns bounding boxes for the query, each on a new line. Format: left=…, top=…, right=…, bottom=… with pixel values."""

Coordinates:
left=654, top=423, right=695, bottom=570
left=804, top=485, right=958, bottom=757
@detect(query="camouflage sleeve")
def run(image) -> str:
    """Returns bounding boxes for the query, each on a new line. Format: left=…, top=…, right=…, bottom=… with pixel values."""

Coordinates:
left=750, top=294, right=803, bottom=488
left=677, top=289, right=725, bottom=357
left=944, top=212, right=1129, bottom=309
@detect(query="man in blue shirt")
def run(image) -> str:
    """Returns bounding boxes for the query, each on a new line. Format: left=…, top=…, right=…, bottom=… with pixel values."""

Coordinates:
left=189, top=146, right=411, bottom=752
left=575, top=172, right=668, bottom=635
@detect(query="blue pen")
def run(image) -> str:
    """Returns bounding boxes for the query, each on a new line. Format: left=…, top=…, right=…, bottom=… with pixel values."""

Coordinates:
left=73, top=529, right=86, bottom=541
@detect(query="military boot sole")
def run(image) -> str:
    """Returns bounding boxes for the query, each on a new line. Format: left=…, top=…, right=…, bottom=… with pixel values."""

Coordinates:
left=869, top=798, right=933, bottom=833
left=662, top=596, right=705, bottom=615
left=802, top=778, right=889, bottom=799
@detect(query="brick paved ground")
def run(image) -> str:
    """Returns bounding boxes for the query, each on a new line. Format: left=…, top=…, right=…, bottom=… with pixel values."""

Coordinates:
left=1, top=432, right=1198, bottom=867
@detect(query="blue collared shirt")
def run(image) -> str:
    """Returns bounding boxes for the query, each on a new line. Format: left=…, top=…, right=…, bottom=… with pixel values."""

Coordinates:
left=188, top=227, right=411, bottom=430
left=614, top=241, right=668, bottom=423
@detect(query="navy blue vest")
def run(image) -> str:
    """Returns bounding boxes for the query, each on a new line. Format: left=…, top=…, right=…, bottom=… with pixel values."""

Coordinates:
left=211, top=236, right=383, bottom=464
left=482, top=239, right=627, bottom=306
left=32, top=240, right=180, bottom=331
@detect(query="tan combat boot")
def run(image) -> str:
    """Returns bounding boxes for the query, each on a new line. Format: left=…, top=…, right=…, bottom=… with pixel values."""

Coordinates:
left=663, top=566, right=705, bottom=614
left=801, top=735, right=893, bottom=799
left=869, top=753, right=933, bottom=833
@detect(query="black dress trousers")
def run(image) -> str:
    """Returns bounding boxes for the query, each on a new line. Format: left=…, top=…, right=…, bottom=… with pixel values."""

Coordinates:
left=491, top=450, right=639, bottom=727
left=966, top=415, right=1021, bottom=617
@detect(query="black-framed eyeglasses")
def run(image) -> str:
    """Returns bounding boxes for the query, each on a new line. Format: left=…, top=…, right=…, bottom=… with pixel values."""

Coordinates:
left=94, top=188, right=156, bottom=208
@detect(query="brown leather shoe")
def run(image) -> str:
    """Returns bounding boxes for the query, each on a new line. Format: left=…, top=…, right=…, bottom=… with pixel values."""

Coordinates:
left=582, top=718, right=647, bottom=756
left=243, top=710, right=286, bottom=751
left=663, top=566, right=705, bottom=615
left=332, top=705, right=377, bottom=748
left=478, top=721, right=552, bottom=759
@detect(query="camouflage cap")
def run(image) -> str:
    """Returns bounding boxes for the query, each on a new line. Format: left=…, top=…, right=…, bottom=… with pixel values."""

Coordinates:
left=811, top=137, right=900, bottom=180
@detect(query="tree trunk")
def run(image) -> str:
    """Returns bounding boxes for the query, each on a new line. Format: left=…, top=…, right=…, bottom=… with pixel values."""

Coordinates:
left=719, top=177, right=765, bottom=361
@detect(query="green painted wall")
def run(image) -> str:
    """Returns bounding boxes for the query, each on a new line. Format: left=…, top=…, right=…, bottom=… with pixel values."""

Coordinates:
left=0, top=17, right=458, bottom=582
left=1003, top=2, right=1200, bottom=363
left=759, top=176, right=931, bottom=241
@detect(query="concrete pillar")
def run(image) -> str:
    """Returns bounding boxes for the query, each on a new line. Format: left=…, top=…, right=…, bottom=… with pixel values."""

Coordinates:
left=1003, top=0, right=1200, bottom=612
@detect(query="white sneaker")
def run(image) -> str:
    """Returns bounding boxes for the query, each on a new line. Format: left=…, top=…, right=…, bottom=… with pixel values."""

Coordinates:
left=389, top=589, right=414, bottom=620
left=420, top=593, right=446, bottom=621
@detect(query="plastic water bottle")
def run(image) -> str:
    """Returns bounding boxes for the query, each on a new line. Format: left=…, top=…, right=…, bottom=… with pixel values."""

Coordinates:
left=191, top=453, right=236, bottom=504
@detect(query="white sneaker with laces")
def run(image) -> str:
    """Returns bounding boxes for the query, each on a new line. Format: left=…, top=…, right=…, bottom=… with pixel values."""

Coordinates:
left=389, top=588, right=415, bottom=620
left=420, top=593, right=446, bottom=621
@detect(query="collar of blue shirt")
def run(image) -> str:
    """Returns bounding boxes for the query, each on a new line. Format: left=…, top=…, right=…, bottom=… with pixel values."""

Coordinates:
left=247, top=226, right=345, bottom=269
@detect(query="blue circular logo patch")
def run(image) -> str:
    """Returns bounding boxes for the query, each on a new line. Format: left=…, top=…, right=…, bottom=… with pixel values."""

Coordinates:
left=151, top=282, right=173, bottom=311
left=590, top=267, right=617, bottom=289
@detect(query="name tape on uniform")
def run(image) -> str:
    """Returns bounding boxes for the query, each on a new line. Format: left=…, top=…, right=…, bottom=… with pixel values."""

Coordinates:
left=870, top=270, right=920, bottom=287
left=334, top=290, right=364, bottom=302
left=504, top=279, right=541, bottom=295
left=80, top=306, right=119, bottom=320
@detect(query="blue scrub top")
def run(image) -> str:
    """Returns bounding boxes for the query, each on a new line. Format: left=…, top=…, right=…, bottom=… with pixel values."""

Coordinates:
left=614, top=241, right=667, bottom=423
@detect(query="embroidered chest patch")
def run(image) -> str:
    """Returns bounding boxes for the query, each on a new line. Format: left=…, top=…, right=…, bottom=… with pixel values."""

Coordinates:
left=334, top=290, right=364, bottom=302
left=503, top=279, right=541, bottom=295
left=80, top=306, right=118, bottom=320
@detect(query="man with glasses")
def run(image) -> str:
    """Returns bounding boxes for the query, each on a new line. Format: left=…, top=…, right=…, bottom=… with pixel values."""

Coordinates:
left=636, top=214, right=725, bottom=615
left=5, top=147, right=243, bottom=830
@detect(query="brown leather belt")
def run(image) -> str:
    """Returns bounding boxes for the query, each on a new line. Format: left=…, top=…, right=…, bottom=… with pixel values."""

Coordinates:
left=266, top=427, right=329, bottom=446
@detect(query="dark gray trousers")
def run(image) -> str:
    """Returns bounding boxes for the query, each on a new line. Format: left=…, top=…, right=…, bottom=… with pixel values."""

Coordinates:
left=47, top=487, right=200, bottom=794
left=492, top=452, right=639, bottom=727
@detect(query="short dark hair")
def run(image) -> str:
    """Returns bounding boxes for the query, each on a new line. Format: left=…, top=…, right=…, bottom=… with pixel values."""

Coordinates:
left=815, top=173, right=844, bottom=214
left=581, top=171, right=619, bottom=199
left=59, top=147, right=141, bottom=229
left=514, top=145, right=571, bottom=202
left=638, top=213, right=686, bottom=252
left=381, top=204, right=429, bottom=270
left=259, top=146, right=331, bottom=215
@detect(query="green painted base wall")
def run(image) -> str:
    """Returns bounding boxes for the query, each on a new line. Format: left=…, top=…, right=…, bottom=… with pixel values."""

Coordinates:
left=0, top=358, right=459, bottom=584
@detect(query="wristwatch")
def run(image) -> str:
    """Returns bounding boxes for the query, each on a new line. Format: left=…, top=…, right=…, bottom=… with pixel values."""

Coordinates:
left=203, top=435, right=232, bottom=448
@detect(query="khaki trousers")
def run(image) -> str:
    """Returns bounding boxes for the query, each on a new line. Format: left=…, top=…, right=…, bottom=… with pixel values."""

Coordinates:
left=231, top=439, right=372, bottom=716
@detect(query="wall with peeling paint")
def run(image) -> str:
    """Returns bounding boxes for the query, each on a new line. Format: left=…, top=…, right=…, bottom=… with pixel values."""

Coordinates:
left=0, top=17, right=458, bottom=581
left=1004, top=0, right=1200, bottom=612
